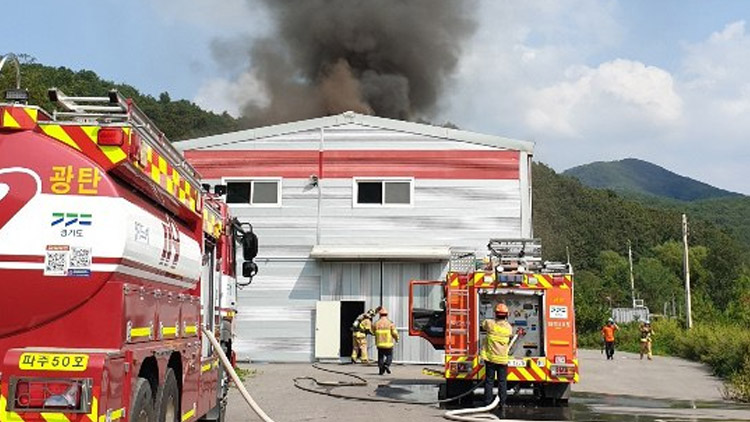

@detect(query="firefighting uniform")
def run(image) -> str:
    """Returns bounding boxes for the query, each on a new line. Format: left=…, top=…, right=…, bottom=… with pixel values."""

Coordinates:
left=351, top=318, right=372, bottom=363
left=374, top=317, right=399, bottom=375
left=481, top=318, right=513, bottom=407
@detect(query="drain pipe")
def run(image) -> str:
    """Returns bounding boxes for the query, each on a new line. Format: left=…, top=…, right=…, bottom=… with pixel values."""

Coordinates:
left=202, top=327, right=276, bottom=422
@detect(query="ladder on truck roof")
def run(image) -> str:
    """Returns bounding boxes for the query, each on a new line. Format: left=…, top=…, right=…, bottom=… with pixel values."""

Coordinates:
left=46, top=88, right=202, bottom=192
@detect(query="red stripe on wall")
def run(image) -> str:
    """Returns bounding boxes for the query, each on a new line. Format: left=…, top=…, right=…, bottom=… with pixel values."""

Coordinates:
left=185, top=150, right=520, bottom=180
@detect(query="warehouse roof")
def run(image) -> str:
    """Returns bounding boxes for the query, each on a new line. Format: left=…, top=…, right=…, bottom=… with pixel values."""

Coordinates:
left=175, top=111, right=534, bottom=153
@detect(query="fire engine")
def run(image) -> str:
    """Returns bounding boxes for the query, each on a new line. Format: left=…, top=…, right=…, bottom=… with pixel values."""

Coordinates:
left=0, top=55, right=257, bottom=422
left=409, top=239, right=577, bottom=404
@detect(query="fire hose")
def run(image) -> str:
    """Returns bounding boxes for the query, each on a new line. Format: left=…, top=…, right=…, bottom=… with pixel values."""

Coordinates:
left=202, top=327, right=277, bottom=422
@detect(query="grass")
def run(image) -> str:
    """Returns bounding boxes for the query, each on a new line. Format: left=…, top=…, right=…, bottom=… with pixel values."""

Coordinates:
left=579, top=319, right=750, bottom=402
left=233, top=366, right=257, bottom=383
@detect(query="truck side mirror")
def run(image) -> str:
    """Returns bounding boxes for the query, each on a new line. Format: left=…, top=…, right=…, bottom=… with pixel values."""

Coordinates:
left=242, top=230, right=258, bottom=261
left=242, top=261, right=258, bottom=279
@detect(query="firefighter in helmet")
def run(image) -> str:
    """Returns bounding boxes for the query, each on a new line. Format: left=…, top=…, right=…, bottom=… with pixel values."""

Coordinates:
left=481, top=302, right=513, bottom=408
left=373, top=307, right=399, bottom=375
left=639, top=320, right=654, bottom=360
left=351, top=308, right=376, bottom=363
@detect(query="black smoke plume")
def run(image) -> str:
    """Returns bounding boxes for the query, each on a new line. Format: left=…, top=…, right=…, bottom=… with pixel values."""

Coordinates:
left=223, top=0, right=477, bottom=126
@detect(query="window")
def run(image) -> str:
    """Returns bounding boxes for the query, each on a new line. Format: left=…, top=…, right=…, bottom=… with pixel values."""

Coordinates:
left=224, top=178, right=281, bottom=206
left=354, top=179, right=413, bottom=206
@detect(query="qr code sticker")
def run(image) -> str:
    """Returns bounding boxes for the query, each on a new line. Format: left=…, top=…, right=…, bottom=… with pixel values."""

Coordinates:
left=69, top=247, right=92, bottom=269
left=44, top=246, right=69, bottom=276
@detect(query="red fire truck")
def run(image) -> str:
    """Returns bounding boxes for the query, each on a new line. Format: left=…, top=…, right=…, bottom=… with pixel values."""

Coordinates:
left=0, top=55, right=256, bottom=422
left=409, top=239, right=577, bottom=404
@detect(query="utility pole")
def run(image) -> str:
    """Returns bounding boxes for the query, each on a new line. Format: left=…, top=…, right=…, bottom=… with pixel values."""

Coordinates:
left=682, top=214, right=693, bottom=329
left=628, top=240, right=636, bottom=308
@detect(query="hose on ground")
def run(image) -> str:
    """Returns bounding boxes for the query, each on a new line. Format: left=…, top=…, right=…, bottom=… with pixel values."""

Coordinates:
left=292, top=363, right=480, bottom=405
left=443, top=395, right=501, bottom=421
left=202, top=327, right=277, bottom=422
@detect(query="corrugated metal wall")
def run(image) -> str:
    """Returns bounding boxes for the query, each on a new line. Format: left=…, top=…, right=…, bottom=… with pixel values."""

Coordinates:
left=190, top=123, right=530, bottom=363
left=321, top=261, right=445, bottom=363
left=233, top=258, right=320, bottom=362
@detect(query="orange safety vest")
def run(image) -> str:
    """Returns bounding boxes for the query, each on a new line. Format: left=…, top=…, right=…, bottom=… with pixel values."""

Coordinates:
left=602, top=324, right=617, bottom=342
left=374, top=317, right=398, bottom=349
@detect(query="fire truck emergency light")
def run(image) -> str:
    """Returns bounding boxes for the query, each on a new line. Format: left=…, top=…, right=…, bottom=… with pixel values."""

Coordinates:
left=97, top=128, right=125, bottom=146
left=4, top=88, right=29, bottom=102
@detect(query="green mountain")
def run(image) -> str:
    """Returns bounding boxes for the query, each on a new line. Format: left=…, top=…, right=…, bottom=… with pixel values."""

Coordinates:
left=562, top=159, right=750, bottom=250
left=563, top=158, right=741, bottom=202
left=0, top=60, right=239, bottom=141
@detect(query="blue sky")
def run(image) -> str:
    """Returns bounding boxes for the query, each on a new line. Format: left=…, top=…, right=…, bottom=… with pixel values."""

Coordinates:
left=6, top=1, right=750, bottom=194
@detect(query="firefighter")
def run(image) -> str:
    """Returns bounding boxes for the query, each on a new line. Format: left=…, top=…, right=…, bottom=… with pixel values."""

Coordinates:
left=639, top=320, right=654, bottom=360
left=481, top=303, right=513, bottom=408
left=374, top=307, right=399, bottom=375
left=601, top=317, right=619, bottom=360
left=350, top=309, right=376, bottom=363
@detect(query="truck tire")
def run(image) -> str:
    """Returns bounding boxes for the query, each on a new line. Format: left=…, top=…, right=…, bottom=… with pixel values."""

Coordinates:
left=130, top=378, right=155, bottom=422
left=156, top=369, right=180, bottom=422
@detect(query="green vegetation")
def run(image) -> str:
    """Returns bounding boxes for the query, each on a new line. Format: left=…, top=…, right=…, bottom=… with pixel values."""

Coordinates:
left=563, top=158, right=741, bottom=201
left=0, top=58, right=239, bottom=141
left=233, top=366, right=257, bottom=382
left=564, top=158, right=750, bottom=251
left=533, top=163, right=750, bottom=401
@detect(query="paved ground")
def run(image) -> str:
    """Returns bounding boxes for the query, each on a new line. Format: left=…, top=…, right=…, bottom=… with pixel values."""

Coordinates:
left=225, top=349, right=750, bottom=421
left=575, top=348, right=725, bottom=401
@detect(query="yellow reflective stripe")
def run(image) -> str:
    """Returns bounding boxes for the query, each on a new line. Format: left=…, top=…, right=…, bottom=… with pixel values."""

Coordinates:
left=529, top=360, right=547, bottom=380
left=550, top=340, right=569, bottom=346
left=100, top=144, right=127, bottom=164
left=86, top=395, right=99, bottom=422
left=535, top=275, right=553, bottom=288
left=2, top=110, right=20, bottom=128
left=516, top=367, right=535, bottom=381
left=98, top=408, right=125, bottom=422
left=0, top=395, right=25, bottom=422
left=130, top=327, right=151, bottom=338
left=41, top=125, right=82, bottom=151
left=41, top=413, right=71, bottom=422
left=506, top=372, right=520, bottom=381
left=25, top=108, right=38, bottom=122
left=162, top=326, right=178, bottom=337
left=181, top=405, right=195, bottom=422
left=201, top=362, right=212, bottom=373
left=184, top=325, right=197, bottom=335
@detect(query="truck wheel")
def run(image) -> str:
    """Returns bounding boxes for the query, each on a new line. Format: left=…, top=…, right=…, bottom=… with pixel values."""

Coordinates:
left=130, top=378, right=155, bottom=422
left=156, top=369, right=180, bottom=422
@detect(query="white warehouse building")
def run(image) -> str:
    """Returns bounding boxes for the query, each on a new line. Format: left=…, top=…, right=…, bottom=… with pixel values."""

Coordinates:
left=177, top=112, right=534, bottom=363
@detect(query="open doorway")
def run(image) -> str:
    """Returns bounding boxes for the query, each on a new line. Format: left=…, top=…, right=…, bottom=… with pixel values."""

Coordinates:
left=339, top=301, right=365, bottom=358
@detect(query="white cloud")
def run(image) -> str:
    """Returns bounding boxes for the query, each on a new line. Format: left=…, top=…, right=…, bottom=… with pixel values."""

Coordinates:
left=194, top=71, right=269, bottom=117
left=527, top=59, right=682, bottom=137
left=441, top=4, right=750, bottom=194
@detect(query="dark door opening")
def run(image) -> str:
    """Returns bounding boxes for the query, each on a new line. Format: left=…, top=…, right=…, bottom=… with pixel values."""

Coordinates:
left=340, top=301, right=365, bottom=358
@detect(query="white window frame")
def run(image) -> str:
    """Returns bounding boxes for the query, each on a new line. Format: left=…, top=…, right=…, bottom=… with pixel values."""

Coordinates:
left=352, top=177, right=414, bottom=208
left=221, top=177, right=283, bottom=208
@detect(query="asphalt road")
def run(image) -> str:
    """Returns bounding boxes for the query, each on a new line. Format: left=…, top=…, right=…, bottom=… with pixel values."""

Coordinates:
left=225, top=349, right=750, bottom=421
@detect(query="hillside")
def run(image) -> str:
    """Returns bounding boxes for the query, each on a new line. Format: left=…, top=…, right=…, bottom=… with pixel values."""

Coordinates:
left=564, top=158, right=741, bottom=201
left=533, top=163, right=748, bottom=330
left=0, top=61, right=239, bottom=141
